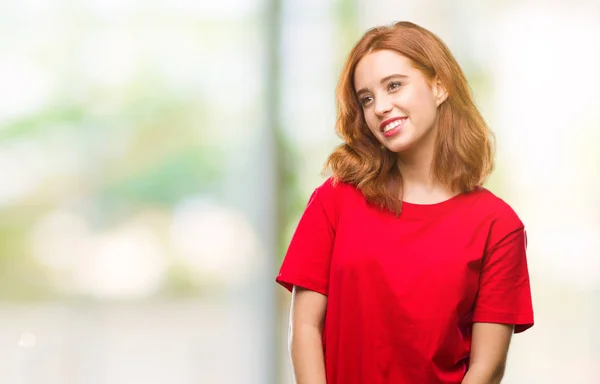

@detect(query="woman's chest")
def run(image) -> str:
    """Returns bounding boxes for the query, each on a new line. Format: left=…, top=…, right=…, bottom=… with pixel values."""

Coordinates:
left=330, top=208, right=489, bottom=302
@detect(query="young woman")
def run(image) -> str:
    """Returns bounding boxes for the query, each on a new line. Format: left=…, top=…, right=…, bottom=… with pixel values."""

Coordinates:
left=276, top=21, right=534, bottom=384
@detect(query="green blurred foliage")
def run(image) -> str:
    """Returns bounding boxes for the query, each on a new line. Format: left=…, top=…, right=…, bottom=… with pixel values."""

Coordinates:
left=0, top=72, right=225, bottom=300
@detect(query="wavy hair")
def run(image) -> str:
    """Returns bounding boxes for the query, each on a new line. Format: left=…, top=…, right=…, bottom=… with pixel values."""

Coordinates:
left=324, top=21, right=495, bottom=214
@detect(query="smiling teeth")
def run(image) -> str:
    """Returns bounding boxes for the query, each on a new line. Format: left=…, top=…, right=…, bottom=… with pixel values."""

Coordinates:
left=383, top=119, right=404, bottom=132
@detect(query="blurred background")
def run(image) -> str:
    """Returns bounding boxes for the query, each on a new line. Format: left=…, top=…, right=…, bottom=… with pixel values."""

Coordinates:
left=0, top=0, right=598, bottom=383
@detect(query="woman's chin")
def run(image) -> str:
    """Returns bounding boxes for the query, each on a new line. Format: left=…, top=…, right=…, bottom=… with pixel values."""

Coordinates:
left=383, top=142, right=412, bottom=154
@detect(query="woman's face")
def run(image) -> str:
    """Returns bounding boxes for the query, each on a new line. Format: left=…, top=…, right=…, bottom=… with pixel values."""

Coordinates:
left=353, top=49, right=447, bottom=157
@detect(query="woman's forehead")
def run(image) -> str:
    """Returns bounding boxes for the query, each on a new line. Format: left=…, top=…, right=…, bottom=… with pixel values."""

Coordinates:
left=354, top=50, right=417, bottom=87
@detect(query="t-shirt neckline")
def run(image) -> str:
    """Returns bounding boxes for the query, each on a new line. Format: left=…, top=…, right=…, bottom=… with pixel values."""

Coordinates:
left=399, top=188, right=481, bottom=217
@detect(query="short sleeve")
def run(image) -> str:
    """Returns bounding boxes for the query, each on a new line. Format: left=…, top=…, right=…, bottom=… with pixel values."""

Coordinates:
left=275, top=180, right=337, bottom=296
left=472, top=214, right=534, bottom=333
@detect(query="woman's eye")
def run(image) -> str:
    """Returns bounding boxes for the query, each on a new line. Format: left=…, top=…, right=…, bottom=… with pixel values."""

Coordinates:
left=360, top=95, right=373, bottom=106
left=388, top=81, right=402, bottom=91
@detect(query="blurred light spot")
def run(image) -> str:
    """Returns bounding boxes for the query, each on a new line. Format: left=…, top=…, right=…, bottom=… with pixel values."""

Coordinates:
left=171, top=198, right=261, bottom=285
left=17, top=332, right=37, bottom=348
left=31, top=210, right=167, bottom=299
left=74, top=225, right=166, bottom=299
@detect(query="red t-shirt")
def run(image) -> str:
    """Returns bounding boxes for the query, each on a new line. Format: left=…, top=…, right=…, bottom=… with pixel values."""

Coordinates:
left=276, top=177, right=534, bottom=384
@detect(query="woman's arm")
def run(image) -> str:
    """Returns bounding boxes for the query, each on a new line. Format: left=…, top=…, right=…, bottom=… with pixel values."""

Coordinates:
left=461, top=322, right=514, bottom=384
left=288, top=285, right=328, bottom=384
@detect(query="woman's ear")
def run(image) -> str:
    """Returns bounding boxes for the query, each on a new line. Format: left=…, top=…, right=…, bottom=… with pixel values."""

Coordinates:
left=433, top=78, right=448, bottom=106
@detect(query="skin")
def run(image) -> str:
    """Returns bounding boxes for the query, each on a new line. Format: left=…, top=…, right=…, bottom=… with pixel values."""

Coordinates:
left=462, top=322, right=514, bottom=383
left=289, top=49, right=514, bottom=384
left=288, top=286, right=328, bottom=384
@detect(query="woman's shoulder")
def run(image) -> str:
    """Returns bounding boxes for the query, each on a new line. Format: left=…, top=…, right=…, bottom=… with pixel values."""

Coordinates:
left=469, top=187, right=524, bottom=228
left=313, top=176, right=362, bottom=199
left=307, top=176, right=365, bottom=215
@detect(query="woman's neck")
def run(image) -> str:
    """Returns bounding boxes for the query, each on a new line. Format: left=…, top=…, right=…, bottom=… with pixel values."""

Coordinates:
left=396, top=150, right=457, bottom=204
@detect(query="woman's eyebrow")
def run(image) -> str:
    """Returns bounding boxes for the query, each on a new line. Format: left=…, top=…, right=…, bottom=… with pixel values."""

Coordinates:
left=355, top=73, right=408, bottom=96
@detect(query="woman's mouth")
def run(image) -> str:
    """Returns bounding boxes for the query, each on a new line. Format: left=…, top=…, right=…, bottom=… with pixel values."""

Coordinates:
left=381, top=117, right=407, bottom=137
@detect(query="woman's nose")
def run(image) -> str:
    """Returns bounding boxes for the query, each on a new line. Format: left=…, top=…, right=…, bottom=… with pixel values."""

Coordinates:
left=374, top=95, right=393, bottom=116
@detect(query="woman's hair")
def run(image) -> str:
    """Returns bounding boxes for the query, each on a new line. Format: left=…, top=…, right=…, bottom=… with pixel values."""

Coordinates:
left=324, top=21, right=495, bottom=214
